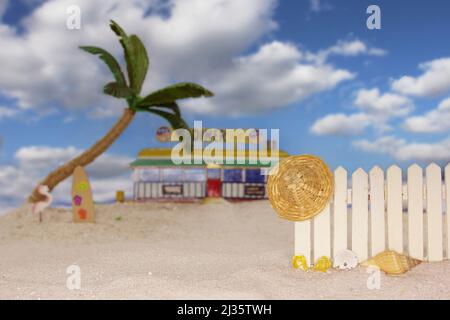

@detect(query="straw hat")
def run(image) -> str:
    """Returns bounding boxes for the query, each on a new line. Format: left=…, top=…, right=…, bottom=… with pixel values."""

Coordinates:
left=267, top=155, right=334, bottom=221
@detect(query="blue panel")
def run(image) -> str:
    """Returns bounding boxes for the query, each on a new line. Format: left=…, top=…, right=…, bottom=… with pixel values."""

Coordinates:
left=162, top=168, right=184, bottom=182
left=184, top=169, right=207, bottom=182
left=140, top=168, right=160, bottom=182
left=245, top=169, right=265, bottom=183
left=223, top=169, right=243, bottom=182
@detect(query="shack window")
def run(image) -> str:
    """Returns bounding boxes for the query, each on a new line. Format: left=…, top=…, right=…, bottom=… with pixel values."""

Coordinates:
left=184, top=168, right=207, bottom=182
left=223, top=169, right=243, bottom=182
left=162, top=168, right=184, bottom=182
left=140, top=168, right=160, bottom=182
left=245, top=169, right=265, bottom=183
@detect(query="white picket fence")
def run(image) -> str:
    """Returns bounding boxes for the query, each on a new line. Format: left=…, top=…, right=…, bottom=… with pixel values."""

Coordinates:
left=295, top=164, right=450, bottom=266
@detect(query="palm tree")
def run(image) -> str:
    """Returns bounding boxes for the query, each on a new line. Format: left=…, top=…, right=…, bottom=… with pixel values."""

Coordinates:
left=28, top=20, right=213, bottom=203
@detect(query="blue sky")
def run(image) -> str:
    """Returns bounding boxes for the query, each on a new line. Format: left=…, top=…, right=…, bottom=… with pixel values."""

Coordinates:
left=1, top=0, right=450, bottom=211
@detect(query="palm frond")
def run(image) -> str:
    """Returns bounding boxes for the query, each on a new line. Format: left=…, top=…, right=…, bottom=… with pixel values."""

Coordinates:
left=158, top=102, right=181, bottom=118
left=79, top=46, right=127, bottom=86
left=103, top=82, right=135, bottom=99
left=138, top=83, right=213, bottom=108
left=145, top=108, right=189, bottom=130
left=109, top=20, right=149, bottom=94
left=128, top=35, right=149, bottom=94
left=138, top=102, right=181, bottom=118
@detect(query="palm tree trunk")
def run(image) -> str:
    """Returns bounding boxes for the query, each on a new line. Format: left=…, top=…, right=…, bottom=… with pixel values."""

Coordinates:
left=28, top=108, right=136, bottom=203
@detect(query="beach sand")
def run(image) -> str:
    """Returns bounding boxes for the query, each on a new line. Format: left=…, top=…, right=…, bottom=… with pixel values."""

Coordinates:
left=0, top=200, right=449, bottom=300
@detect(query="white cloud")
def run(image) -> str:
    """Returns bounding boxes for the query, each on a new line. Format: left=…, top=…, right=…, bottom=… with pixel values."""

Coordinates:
left=308, top=39, right=387, bottom=64
left=0, top=106, right=18, bottom=120
left=354, top=135, right=450, bottom=162
left=0, top=145, right=133, bottom=211
left=310, top=113, right=370, bottom=136
left=15, top=146, right=78, bottom=169
left=0, top=0, right=383, bottom=118
left=353, top=136, right=405, bottom=156
left=14, top=145, right=132, bottom=178
left=0, top=0, right=279, bottom=117
left=391, top=58, right=450, bottom=97
left=184, top=41, right=355, bottom=115
left=309, top=0, right=332, bottom=13
left=325, top=40, right=386, bottom=57
left=354, top=88, right=412, bottom=118
left=403, top=97, right=450, bottom=133
left=311, top=87, right=412, bottom=136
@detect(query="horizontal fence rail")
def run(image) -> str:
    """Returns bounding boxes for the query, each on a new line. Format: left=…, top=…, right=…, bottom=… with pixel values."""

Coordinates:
left=295, top=164, right=450, bottom=265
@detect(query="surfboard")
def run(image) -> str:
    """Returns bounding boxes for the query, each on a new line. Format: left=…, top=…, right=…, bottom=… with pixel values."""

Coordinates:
left=72, top=166, right=95, bottom=223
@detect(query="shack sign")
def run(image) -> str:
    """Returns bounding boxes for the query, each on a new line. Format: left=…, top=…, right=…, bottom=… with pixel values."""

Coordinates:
left=163, top=184, right=183, bottom=196
left=244, top=185, right=266, bottom=197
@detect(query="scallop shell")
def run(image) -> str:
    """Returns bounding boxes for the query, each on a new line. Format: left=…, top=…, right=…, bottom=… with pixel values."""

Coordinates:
left=333, top=249, right=358, bottom=270
left=313, top=256, right=332, bottom=273
left=361, top=250, right=421, bottom=275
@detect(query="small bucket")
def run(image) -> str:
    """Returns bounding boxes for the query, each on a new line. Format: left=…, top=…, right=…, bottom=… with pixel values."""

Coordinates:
left=116, top=190, right=125, bottom=203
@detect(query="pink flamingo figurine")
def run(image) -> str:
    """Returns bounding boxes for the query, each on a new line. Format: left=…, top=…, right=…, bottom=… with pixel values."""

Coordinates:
left=31, top=185, right=53, bottom=223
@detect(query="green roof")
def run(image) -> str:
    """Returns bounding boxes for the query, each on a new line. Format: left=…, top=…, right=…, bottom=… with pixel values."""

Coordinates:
left=129, top=158, right=278, bottom=168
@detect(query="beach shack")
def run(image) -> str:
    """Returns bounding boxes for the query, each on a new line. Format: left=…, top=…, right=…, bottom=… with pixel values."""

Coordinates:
left=130, top=148, right=289, bottom=201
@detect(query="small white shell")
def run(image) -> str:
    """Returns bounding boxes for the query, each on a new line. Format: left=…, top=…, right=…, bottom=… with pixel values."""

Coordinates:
left=333, top=249, right=358, bottom=270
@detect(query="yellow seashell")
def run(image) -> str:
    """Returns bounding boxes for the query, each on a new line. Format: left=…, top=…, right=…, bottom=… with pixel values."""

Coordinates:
left=313, top=256, right=332, bottom=273
left=292, top=255, right=308, bottom=271
left=361, top=250, right=421, bottom=276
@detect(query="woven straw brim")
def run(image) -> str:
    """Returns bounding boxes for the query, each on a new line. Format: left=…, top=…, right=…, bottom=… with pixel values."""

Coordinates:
left=267, top=155, right=334, bottom=222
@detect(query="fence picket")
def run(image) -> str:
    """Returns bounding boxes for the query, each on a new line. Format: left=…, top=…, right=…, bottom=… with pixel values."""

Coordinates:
left=333, top=167, right=348, bottom=258
left=426, top=164, right=443, bottom=261
left=408, top=164, right=424, bottom=260
left=387, top=165, right=403, bottom=253
left=352, top=168, right=369, bottom=261
left=295, top=221, right=311, bottom=266
left=446, top=164, right=450, bottom=259
left=314, top=204, right=331, bottom=262
left=369, top=166, right=385, bottom=257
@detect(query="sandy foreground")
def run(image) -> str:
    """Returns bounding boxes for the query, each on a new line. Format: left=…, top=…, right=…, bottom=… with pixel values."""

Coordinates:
left=0, top=200, right=449, bottom=300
